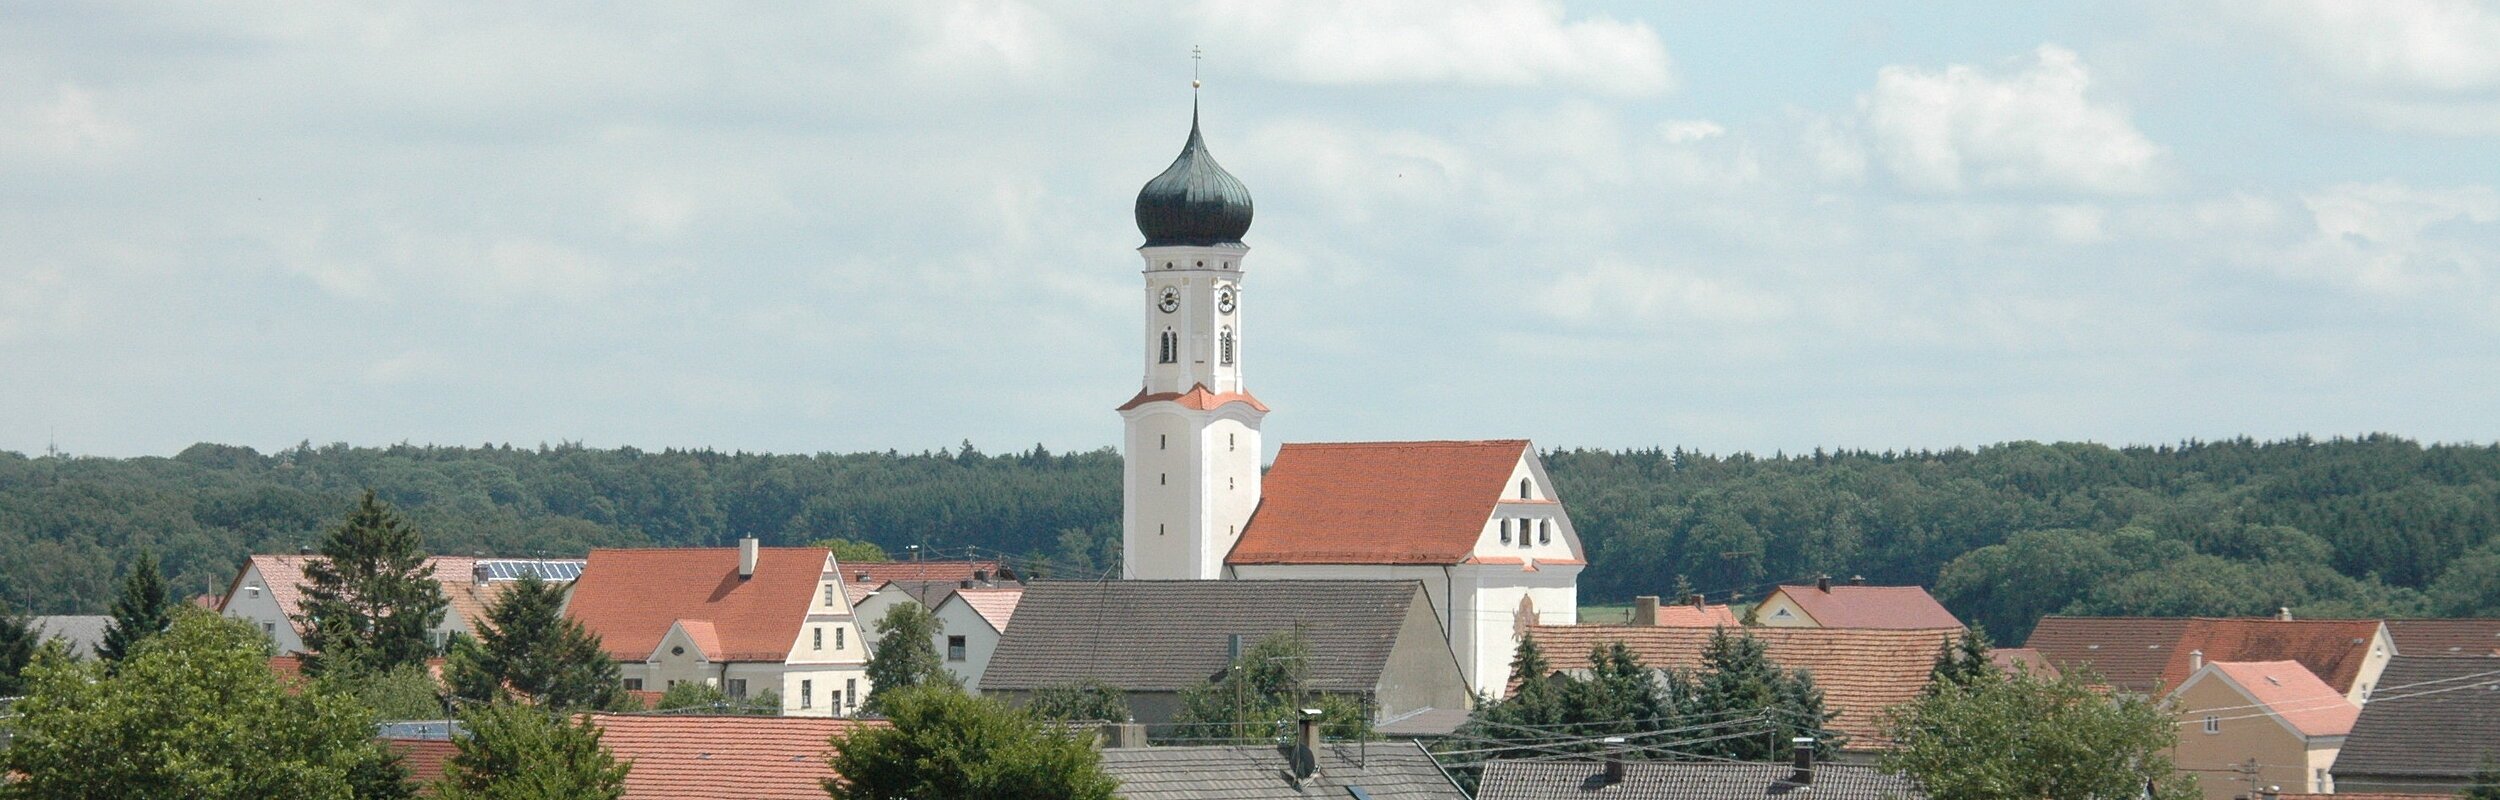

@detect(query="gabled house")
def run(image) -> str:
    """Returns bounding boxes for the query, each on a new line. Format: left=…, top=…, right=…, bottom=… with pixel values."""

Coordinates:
left=1477, top=759, right=1923, bottom=800
left=565, top=540, right=869, bottom=716
left=1223, top=440, right=1585, bottom=697
left=1526, top=625, right=1960, bottom=753
left=1752, top=578, right=1962, bottom=630
left=218, top=554, right=584, bottom=654
left=2026, top=616, right=2393, bottom=702
left=929, top=585, right=1022, bottom=692
left=838, top=560, right=1007, bottom=623
left=593, top=713, right=888, bottom=800
left=2331, top=655, right=2500, bottom=794
left=2168, top=660, right=2358, bottom=800
left=982, top=580, right=1472, bottom=729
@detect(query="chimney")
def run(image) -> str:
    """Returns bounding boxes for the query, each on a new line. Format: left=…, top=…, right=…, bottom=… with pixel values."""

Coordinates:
left=2276, top=607, right=2293, bottom=621
left=1790, top=737, right=1817, bottom=784
left=473, top=564, right=490, bottom=586
left=1294, top=709, right=1323, bottom=780
left=1689, top=593, right=1706, bottom=609
left=738, top=537, right=759, bottom=579
left=2261, top=787, right=2281, bottom=800
left=2190, top=649, right=2204, bottom=671
left=973, top=569, right=990, bottom=584
left=1632, top=596, right=1661, bottom=626
left=1099, top=722, right=1149, bottom=749
left=1602, top=737, right=1627, bottom=785
left=1815, top=574, right=1831, bottom=592
left=960, top=579, right=977, bottom=589
left=1849, top=575, right=1866, bottom=586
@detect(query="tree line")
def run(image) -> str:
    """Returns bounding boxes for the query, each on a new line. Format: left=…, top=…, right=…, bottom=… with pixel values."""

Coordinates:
left=6, top=434, right=2499, bottom=643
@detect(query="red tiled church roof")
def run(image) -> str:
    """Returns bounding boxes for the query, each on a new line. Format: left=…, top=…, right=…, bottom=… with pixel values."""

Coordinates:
left=1117, top=384, right=1269, bottom=413
left=1229, top=440, right=1532, bottom=566
left=568, top=547, right=830, bottom=663
left=592, top=713, right=887, bottom=800
left=1765, top=584, right=1964, bottom=629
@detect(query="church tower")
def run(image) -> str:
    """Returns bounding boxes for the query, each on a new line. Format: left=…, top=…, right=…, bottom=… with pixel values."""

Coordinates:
left=1120, top=102, right=1266, bottom=580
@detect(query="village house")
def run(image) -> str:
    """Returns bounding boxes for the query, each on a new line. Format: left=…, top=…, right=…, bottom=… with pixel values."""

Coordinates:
left=27, top=615, right=109, bottom=659
left=928, top=585, right=1022, bottom=692
left=981, top=579, right=1472, bottom=731
left=217, top=553, right=584, bottom=654
left=2331, top=655, right=2500, bottom=794
left=564, top=540, right=870, bottom=716
left=1750, top=578, right=1963, bottom=629
left=839, top=559, right=1006, bottom=628
left=2025, top=615, right=2393, bottom=702
left=593, top=713, right=887, bottom=800
left=2168, top=659, right=2358, bottom=800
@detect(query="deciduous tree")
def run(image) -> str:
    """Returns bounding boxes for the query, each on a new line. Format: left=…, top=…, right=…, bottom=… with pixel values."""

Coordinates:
left=862, top=603, right=954, bottom=713
left=824, top=685, right=1115, bottom=800
left=434, top=702, right=629, bottom=800
left=1881, top=663, right=2198, bottom=800
left=1171, top=628, right=1370, bottom=742
left=1024, top=679, right=1129, bottom=722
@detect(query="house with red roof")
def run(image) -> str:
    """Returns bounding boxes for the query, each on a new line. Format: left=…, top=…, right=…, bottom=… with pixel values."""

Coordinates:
left=218, top=554, right=583, bottom=654
left=566, top=540, right=871, bottom=716
left=1217, top=440, right=1587, bottom=697
left=1752, top=577, right=1963, bottom=630
left=2168, top=660, right=2360, bottom=800
left=590, top=713, right=887, bottom=800
left=2027, top=615, right=2393, bottom=703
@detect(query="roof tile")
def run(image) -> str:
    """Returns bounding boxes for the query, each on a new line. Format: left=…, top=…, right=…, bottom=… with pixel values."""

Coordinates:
left=591, top=713, right=887, bottom=800
left=568, top=548, right=831, bottom=662
left=985, top=580, right=1427, bottom=693
left=2334, top=655, right=2500, bottom=779
left=1526, top=625, right=1958, bottom=749
left=1229, top=440, right=1531, bottom=566
left=1766, top=585, right=1963, bottom=629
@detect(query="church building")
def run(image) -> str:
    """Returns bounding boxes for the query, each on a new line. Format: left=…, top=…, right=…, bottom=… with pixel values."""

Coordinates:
left=1116, top=101, right=1583, bottom=697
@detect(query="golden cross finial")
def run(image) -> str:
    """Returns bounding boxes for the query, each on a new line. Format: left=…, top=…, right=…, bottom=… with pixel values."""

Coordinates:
left=1191, top=45, right=1203, bottom=90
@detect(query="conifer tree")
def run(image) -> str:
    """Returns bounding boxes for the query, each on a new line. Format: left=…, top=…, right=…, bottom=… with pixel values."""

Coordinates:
left=446, top=572, right=623, bottom=712
left=1929, top=627, right=1996, bottom=690
left=434, top=702, right=629, bottom=800
left=0, top=598, right=37, bottom=696
left=863, top=603, right=956, bottom=713
left=297, top=491, right=450, bottom=676
left=1674, top=628, right=1831, bottom=760
left=97, top=550, right=173, bottom=663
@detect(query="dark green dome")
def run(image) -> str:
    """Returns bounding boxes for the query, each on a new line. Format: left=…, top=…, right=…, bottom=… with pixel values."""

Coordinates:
left=1135, top=105, right=1252, bottom=248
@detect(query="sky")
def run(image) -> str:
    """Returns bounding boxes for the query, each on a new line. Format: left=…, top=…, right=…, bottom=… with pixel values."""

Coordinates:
left=5, top=1, right=2499, bottom=459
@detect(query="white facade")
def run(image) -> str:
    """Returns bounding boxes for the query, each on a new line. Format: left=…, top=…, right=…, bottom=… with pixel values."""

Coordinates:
left=612, top=553, right=875, bottom=717
left=929, top=592, right=1011, bottom=692
left=1123, top=244, right=1265, bottom=580
left=221, top=561, right=305, bottom=652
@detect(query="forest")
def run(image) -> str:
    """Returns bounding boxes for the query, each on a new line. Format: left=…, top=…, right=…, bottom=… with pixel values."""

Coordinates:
left=2, top=435, right=2496, bottom=643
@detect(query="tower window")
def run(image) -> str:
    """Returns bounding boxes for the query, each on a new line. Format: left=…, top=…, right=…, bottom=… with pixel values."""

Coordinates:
left=1195, top=260, right=1204, bottom=268
left=1219, top=327, right=1235, bottom=366
left=1229, top=433, right=1236, bottom=451
left=1159, top=524, right=1166, bottom=536
left=1160, top=434, right=1167, bottom=450
left=1159, top=330, right=1177, bottom=364
left=1228, top=477, right=1235, bottom=490
left=1160, top=473, right=1167, bottom=485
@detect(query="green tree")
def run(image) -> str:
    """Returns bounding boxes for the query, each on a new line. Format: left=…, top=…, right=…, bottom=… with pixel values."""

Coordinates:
left=863, top=603, right=955, bottom=713
left=434, top=701, right=630, bottom=800
left=652, top=681, right=780, bottom=715
left=0, top=611, right=406, bottom=799
left=1024, top=679, right=1130, bottom=722
left=808, top=537, right=892, bottom=564
left=1451, top=634, right=1576, bottom=767
left=320, top=662, right=447, bottom=721
left=297, top=491, right=451, bottom=676
left=2465, top=756, right=2500, bottom=800
left=97, top=550, right=173, bottom=663
left=824, top=684, right=1116, bottom=800
left=446, top=572, right=624, bottom=711
left=1671, top=628, right=1830, bottom=760
left=0, top=599, right=36, bottom=696
left=1929, top=628, right=1995, bottom=690
left=1171, top=629, right=1371, bottom=742
left=1881, top=664, right=2197, bottom=800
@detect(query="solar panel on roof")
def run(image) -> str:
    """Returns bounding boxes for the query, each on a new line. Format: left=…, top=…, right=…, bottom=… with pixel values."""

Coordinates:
left=473, top=560, right=586, bottom=581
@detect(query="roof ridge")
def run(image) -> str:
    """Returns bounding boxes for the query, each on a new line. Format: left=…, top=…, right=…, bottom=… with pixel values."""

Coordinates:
left=1279, top=439, right=1531, bottom=449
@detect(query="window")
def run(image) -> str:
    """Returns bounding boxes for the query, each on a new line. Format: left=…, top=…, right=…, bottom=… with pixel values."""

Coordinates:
left=836, top=627, right=846, bottom=650
left=1229, top=433, right=1236, bottom=451
left=726, top=679, right=747, bottom=699
left=1159, top=330, right=1177, bottom=364
left=1521, top=524, right=1532, bottom=548
left=262, top=622, right=276, bottom=636
left=1160, top=434, right=1167, bottom=450
left=1520, top=478, right=1532, bottom=499
left=948, top=635, right=968, bottom=662
left=624, top=678, right=643, bottom=691
left=2202, top=715, right=2219, bottom=734
left=1499, top=520, right=1512, bottom=544
left=813, top=628, right=823, bottom=651
left=830, top=689, right=843, bottom=712
left=1219, top=328, right=1235, bottom=365
left=1160, top=473, right=1167, bottom=486
left=2315, top=768, right=2329, bottom=792
left=800, top=680, right=814, bottom=709
left=823, top=585, right=835, bottom=606
left=846, top=679, right=858, bottom=711
left=1539, top=521, right=1552, bottom=545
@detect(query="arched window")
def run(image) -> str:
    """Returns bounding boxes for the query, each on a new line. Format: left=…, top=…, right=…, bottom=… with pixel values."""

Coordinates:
left=1499, top=519, right=1512, bottom=544
left=1159, top=330, right=1177, bottom=364
left=1520, top=478, right=1532, bottom=499
left=1219, top=327, right=1235, bottom=365
left=1539, top=520, right=1552, bottom=545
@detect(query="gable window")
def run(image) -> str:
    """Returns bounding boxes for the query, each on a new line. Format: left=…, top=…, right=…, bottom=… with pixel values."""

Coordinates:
left=1160, top=434, right=1167, bottom=450
left=1539, top=521, right=1552, bottom=545
left=1520, top=478, right=1532, bottom=499
left=801, top=680, right=814, bottom=709
left=726, top=679, right=748, bottom=699
left=1499, top=520, right=1512, bottom=544
left=1219, top=327, right=1235, bottom=365
left=836, top=627, right=846, bottom=650
left=823, top=585, right=835, bottom=606
left=1159, top=330, right=1177, bottom=364
left=846, top=679, right=858, bottom=712
left=624, top=678, right=643, bottom=692
left=814, top=628, right=824, bottom=651
left=948, top=635, right=968, bottom=662
left=2202, top=715, right=2219, bottom=734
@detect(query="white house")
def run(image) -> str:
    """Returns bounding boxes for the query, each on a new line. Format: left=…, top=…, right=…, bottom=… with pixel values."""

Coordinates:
left=564, top=540, right=871, bottom=717
left=929, top=585, right=1023, bottom=692
left=218, top=553, right=583, bottom=654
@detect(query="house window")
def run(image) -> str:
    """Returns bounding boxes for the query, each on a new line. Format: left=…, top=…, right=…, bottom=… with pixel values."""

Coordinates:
left=846, top=679, right=858, bottom=711
left=1539, top=521, right=1552, bottom=545
left=624, top=678, right=643, bottom=691
left=801, top=680, right=814, bottom=709
left=814, top=628, right=824, bottom=651
left=2315, top=768, right=2329, bottom=792
left=726, top=679, right=747, bottom=699
left=830, top=689, right=843, bottom=712
left=1520, top=478, right=1532, bottom=499
left=2202, top=715, right=2219, bottom=734
left=836, top=627, right=846, bottom=650
left=262, top=622, right=276, bottom=636
left=948, top=635, right=968, bottom=662
left=1159, top=330, right=1177, bottom=364
left=1499, top=520, right=1512, bottom=544
left=823, top=585, right=835, bottom=606
left=1219, top=327, right=1235, bottom=365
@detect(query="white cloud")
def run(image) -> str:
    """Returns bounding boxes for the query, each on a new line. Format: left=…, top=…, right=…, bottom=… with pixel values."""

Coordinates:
left=1198, top=0, right=1673, bottom=96
left=2, top=85, right=135, bottom=163
left=2237, top=0, right=2500, bottom=93
left=1534, top=260, right=1789, bottom=326
left=2289, top=182, right=2500, bottom=297
left=1658, top=119, right=1724, bottom=144
left=1859, top=45, right=2166, bottom=194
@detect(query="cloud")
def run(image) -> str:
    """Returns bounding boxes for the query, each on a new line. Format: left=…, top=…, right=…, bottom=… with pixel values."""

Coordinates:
left=1, top=84, right=135, bottom=164
left=2288, top=181, right=2500, bottom=298
left=1534, top=260, right=1789, bottom=326
left=1858, top=45, right=2166, bottom=194
left=2236, top=0, right=2500, bottom=93
left=1198, top=0, right=1673, bottom=96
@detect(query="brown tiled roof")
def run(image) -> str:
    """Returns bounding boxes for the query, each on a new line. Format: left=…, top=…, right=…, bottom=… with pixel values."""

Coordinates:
left=1116, top=384, right=1270, bottom=413
left=1990, top=647, right=2058, bottom=677
left=2193, top=661, right=2358, bottom=738
left=2024, top=617, right=2194, bottom=691
left=1765, top=585, right=1963, bottom=629
left=567, top=547, right=830, bottom=662
left=2384, top=618, right=2500, bottom=657
left=591, top=713, right=887, bottom=800
left=381, top=737, right=458, bottom=793
left=1229, top=440, right=1532, bottom=566
left=2031, top=617, right=2386, bottom=696
left=2334, top=655, right=2500, bottom=780
left=949, top=587, right=1024, bottom=632
left=1648, top=604, right=1742, bottom=628
left=1526, top=625, right=1958, bottom=748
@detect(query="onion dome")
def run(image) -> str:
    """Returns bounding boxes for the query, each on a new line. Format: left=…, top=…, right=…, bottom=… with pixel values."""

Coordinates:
left=1134, top=104, right=1253, bottom=248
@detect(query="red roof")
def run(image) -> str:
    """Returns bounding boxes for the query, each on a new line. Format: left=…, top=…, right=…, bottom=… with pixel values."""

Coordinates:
left=381, top=737, right=459, bottom=793
left=592, top=713, right=887, bottom=800
left=1990, top=647, right=2058, bottom=677
left=1528, top=625, right=1959, bottom=748
left=568, top=547, right=831, bottom=663
left=1765, top=584, right=1964, bottom=629
left=1648, top=603, right=1742, bottom=628
left=1116, top=384, right=1269, bottom=413
left=2162, top=618, right=2384, bottom=696
left=948, top=587, right=1024, bottom=632
left=1229, top=440, right=1533, bottom=566
left=2192, top=660, right=2358, bottom=738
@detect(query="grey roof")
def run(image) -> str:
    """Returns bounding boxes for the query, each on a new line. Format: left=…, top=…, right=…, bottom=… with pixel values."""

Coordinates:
left=1376, top=708, right=1471, bottom=738
left=2335, top=655, right=2500, bottom=778
left=1479, top=761, right=1924, bottom=800
left=1100, top=741, right=1467, bottom=800
left=31, top=615, right=111, bottom=659
left=1134, top=104, right=1253, bottom=248
left=983, top=580, right=1426, bottom=693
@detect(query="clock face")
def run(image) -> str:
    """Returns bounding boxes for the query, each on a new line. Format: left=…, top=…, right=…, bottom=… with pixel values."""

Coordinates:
left=1158, top=287, right=1180, bottom=313
left=1216, top=287, right=1236, bottom=314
